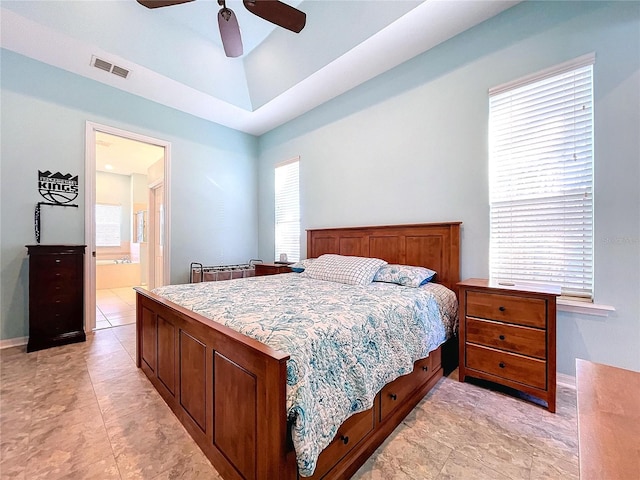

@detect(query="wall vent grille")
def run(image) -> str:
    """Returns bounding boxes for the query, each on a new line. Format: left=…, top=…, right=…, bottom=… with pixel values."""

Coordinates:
left=91, top=56, right=131, bottom=79
left=111, top=65, right=130, bottom=79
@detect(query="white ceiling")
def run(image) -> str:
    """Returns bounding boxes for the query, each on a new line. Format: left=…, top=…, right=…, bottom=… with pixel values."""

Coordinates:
left=0, top=0, right=519, bottom=136
left=96, top=131, right=165, bottom=176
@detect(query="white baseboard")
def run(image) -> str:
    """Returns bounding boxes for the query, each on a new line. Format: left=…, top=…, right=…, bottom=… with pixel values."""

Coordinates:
left=557, top=372, right=576, bottom=390
left=0, top=336, right=28, bottom=350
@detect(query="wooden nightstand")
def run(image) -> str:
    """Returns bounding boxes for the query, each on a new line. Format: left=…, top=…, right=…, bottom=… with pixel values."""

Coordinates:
left=457, top=278, right=560, bottom=412
left=254, top=262, right=293, bottom=276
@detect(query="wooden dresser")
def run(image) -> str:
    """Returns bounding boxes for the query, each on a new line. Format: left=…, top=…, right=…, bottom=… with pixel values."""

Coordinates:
left=26, top=245, right=86, bottom=352
left=254, top=262, right=293, bottom=276
left=458, top=278, right=560, bottom=412
left=576, top=359, right=640, bottom=479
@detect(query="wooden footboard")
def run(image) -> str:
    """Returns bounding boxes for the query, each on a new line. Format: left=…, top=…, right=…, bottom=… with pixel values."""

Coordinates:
left=136, top=288, right=296, bottom=480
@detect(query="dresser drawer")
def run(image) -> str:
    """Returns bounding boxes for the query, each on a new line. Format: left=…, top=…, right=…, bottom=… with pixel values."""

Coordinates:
left=309, top=406, right=374, bottom=479
left=37, top=281, right=79, bottom=300
left=30, top=302, right=81, bottom=336
left=33, top=292, right=83, bottom=316
left=466, top=317, right=546, bottom=359
left=466, top=291, right=547, bottom=328
left=466, top=343, right=546, bottom=390
left=380, top=354, right=438, bottom=422
left=31, top=262, right=80, bottom=284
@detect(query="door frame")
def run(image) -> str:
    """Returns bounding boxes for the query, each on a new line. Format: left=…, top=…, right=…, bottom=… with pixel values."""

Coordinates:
left=147, top=179, right=164, bottom=290
left=84, top=121, right=172, bottom=333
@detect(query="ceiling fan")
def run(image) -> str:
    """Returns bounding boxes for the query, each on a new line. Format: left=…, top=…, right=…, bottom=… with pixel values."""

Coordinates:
left=137, top=0, right=306, bottom=58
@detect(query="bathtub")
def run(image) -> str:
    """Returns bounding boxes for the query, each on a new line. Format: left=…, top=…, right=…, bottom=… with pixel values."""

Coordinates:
left=96, top=259, right=119, bottom=265
left=96, top=260, right=142, bottom=289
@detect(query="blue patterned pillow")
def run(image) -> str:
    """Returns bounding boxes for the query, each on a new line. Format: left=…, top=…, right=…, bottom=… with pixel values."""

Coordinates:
left=303, top=254, right=387, bottom=286
left=373, top=264, right=436, bottom=287
left=290, top=258, right=315, bottom=273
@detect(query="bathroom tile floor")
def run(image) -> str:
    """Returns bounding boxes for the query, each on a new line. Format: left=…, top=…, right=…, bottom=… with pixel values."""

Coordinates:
left=0, top=326, right=580, bottom=480
left=95, top=287, right=145, bottom=330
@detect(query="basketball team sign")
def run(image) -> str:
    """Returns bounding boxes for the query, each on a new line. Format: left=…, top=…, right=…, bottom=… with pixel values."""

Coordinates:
left=38, top=170, right=79, bottom=204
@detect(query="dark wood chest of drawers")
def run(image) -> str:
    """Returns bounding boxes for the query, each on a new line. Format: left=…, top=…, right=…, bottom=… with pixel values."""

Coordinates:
left=458, top=278, right=560, bottom=412
left=26, top=245, right=86, bottom=352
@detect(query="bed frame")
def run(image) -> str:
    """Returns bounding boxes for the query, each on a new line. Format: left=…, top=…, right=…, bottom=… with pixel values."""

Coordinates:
left=136, top=222, right=461, bottom=480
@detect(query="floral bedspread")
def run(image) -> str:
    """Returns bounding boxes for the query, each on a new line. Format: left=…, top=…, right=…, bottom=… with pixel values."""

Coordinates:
left=153, top=274, right=457, bottom=477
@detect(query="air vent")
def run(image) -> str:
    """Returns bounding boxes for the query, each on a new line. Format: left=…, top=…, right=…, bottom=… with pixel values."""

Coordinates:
left=90, top=56, right=131, bottom=79
left=111, top=65, right=130, bottom=79
left=93, top=57, right=112, bottom=72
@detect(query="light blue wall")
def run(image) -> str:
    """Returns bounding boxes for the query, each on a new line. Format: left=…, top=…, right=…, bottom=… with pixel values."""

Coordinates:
left=0, top=49, right=259, bottom=340
left=257, top=1, right=640, bottom=375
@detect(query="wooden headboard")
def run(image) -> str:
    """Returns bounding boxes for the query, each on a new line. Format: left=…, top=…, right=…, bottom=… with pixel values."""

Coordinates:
left=307, top=222, right=461, bottom=290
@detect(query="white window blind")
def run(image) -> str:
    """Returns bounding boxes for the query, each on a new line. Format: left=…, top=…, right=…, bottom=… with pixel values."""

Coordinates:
left=95, top=204, right=122, bottom=247
left=275, top=159, right=300, bottom=262
left=489, top=59, right=594, bottom=298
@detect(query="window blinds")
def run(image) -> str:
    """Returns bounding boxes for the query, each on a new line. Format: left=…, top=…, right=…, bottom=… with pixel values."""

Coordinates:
left=489, top=61, right=594, bottom=298
left=95, top=204, right=122, bottom=247
left=275, top=159, right=300, bottom=262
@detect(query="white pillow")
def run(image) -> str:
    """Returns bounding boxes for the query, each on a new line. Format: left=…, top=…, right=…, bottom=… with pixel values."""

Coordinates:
left=303, top=254, right=387, bottom=286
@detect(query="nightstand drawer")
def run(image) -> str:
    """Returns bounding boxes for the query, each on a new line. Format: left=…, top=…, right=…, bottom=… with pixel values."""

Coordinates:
left=466, top=291, right=546, bottom=328
left=466, top=343, right=546, bottom=390
left=466, top=317, right=546, bottom=359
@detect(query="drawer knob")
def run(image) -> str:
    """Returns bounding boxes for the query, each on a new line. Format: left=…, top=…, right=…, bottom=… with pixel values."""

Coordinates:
left=389, top=393, right=397, bottom=401
left=340, top=435, right=349, bottom=445
left=499, top=306, right=506, bottom=312
left=499, top=335, right=505, bottom=341
left=499, top=362, right=506, bottom=368
left=422, top=365, right=429, bottom=371
left=55, top=259, right=61, bottom=263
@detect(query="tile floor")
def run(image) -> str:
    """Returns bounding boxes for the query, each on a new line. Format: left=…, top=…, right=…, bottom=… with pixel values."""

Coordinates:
left=0, top=329, right=579, bottom=479
left=95, top=287, right=144, bottom=330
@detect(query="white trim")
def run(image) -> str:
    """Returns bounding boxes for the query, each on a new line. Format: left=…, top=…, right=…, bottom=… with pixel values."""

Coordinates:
left=556, top=373, right=576, bottom=390
left=275, top=155, right=300, bottom=168
left=0, top=337, right=28, bottom=349
left=557, top=298, right=615, bottom=317
left=85, top=124, right=97, bottom=333
left=489, top=52, right=596, bottom=96
left=84, top=122, right=171, bottom=332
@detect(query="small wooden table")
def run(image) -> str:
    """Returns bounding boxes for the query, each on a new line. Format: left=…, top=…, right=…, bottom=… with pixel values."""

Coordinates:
left=254, top=262, right=293, bottom=276
left=576, top=359, right=640, bottom=479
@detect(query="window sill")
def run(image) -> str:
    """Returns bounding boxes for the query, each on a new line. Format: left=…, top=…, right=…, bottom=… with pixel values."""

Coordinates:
left=557, top=298, right=615, bottom=317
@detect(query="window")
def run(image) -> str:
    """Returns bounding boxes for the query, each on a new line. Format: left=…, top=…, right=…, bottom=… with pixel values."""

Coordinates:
left=95, top=204, right=122, bottom=247
left=489, top=55, right=594, bottom=299
left=275, top=158, right=300, bottom=262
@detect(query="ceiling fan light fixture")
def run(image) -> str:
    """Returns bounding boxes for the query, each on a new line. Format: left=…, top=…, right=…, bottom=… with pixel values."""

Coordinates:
left=137, top=0, right=305, bottom=58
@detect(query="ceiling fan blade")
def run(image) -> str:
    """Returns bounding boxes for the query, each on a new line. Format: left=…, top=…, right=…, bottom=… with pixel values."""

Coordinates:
left=137, top=0, right=194, bottom=8
left=218, top=7, right=243, bottom=58
left=243, top=0, right=306, bottom=33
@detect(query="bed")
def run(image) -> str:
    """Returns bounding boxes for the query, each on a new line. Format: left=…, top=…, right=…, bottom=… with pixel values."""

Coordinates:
left=136, top=222, right=461, bottom=480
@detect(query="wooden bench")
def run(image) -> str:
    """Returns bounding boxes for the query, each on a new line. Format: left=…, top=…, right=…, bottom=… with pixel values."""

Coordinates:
left=576, top=359, right=640, bottom=479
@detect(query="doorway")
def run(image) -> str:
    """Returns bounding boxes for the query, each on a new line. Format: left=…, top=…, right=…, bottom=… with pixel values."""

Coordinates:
left=84, top=122, right=171, bottom=332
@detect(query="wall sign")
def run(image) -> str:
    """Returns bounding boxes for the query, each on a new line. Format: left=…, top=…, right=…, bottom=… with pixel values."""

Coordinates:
left=38, top=170, right=79, bottom=204
left=34, top=170, right=79, bottom=244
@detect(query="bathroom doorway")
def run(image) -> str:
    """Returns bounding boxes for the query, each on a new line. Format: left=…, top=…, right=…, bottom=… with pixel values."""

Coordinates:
left=84, top=122, right=171, bottom=332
